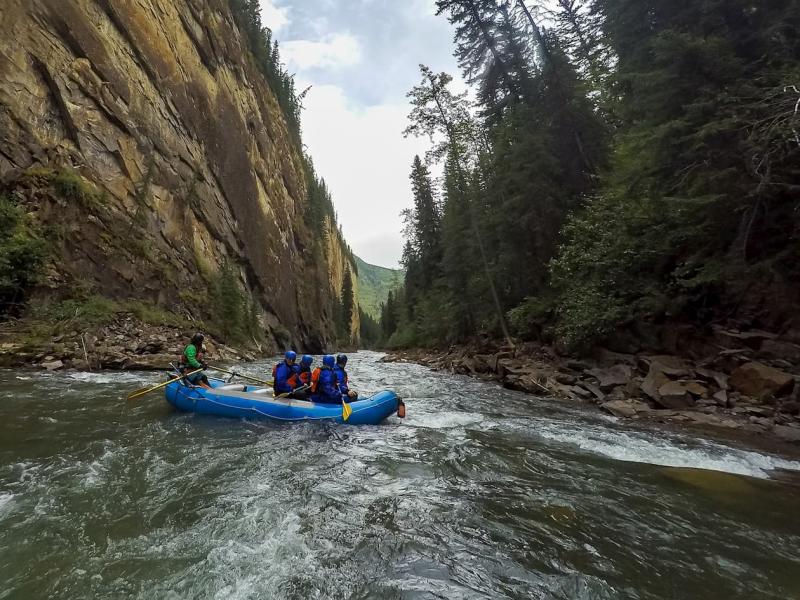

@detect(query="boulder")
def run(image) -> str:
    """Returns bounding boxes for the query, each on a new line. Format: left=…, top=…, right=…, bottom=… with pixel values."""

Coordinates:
left=587, top=364, right=633, bottom=391
left=778, top=401, right=800, bottom=416
left=570, top=385, right=593, bottom=400
left=758, top=340, right=800, bottom=363
left=642, top=355, right=690, bottom=377
left=41, top=360, right=64, bottom=371
left=580, top=383, right=605, bottom=402
left=713, top=390, right=729, bottom=408
left=641, top=364, right=670, bottom=402
left=124, top=353, right=177, bottom=370
left=713, top=327, right=777, bottom=349
left=696, top=367, right=729, bottom=391
left=684, top=382, right=709, bottom=398
left=773, top=425, right=800, bottom=444
left=602, top=400, right=637, bottom=419
left=594, top=348, right=637, bottom=367
left=729, top=362, right=795, bottom=399
left=555, top=372, right=578, bottom=386
left=655, top=381, right=695, bottom=410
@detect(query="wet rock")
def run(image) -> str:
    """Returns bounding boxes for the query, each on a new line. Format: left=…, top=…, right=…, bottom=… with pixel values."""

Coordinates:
left=713, top=327, right=777, bottom=349
left=758, top=340, right=800, bottom=363
left=655, top=382, right=695, bottom=410
left=773, top=425, right=800, bottom=443
left=124, top=354, right=177, bottom=371
left=570, top=386, right=593, bottom=400
left=778, top=400, right=800, bottom=416
left=579, top=383, right=605, bottom=402
left=684, top=382, right=709, bottom=398
left=729, top=362, right=795, bottom=399
left=713, top=390, right=729, bottom=408
left=555, top=372, right=578, bottom=386
left=41, top=360, right=64, bottom=371
left=587, top=364, right=633, bottom=391
left=695, top=367, right=729, bottom=391
left=594, top=348, right=637, bottom=367
left=642, top=355, right=690, bottom=377
left=602, top=400, right=640, bottom=419
left=641, top=364, right=670, bottom=402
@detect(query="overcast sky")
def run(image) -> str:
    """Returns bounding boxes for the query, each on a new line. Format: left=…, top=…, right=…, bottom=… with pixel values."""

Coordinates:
left=259, top=0, right=462, bottom=268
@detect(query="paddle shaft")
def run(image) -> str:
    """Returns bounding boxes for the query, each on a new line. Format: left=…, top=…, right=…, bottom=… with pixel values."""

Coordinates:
left=127, top=368, right=203, bottom=402
left=209, top=366, right=273, bottom=387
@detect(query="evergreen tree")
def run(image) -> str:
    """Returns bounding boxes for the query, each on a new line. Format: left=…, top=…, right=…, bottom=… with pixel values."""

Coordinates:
left=341, top=268, right=355, bottom=343
left=405, top=66, right=514, bottom=345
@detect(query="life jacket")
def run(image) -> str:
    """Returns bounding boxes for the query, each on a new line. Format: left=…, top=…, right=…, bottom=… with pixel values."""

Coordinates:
left=272, top=361, right=299, bottom=391
left=180, top=344, right=203, bottom=369
left=333, top=365, right=349, bottom=393
left=299, top=366, right=312, bottom=386
left=310, top=366, right=330, bottom=393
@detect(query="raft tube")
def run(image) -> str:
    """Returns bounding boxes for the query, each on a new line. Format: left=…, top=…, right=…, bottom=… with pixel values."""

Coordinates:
left=164, top=379, right=401, bottom=425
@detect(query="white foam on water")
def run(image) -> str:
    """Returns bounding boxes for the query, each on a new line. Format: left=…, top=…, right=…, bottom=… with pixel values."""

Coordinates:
left=536, top=423, right=800, bottom=479
left=0, top=493, right=15, bottom=519
left=68, top=371, right=155, bottom=384
left=413, top=410, right=485, bottom=430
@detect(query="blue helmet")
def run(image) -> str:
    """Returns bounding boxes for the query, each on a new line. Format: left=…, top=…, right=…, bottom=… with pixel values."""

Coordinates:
left=301, top=355, right=313, bottom=366
left=336, top=354, right=348, bottom=365
left=285, top=350, right=297, bottom=362
left=323, top=355, right=335, bottom=368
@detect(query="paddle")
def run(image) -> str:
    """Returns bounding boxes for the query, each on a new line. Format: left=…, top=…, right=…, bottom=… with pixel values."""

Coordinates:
left=127, top=369, right=203, bottom=402
left=209, top=366, right=273, bottom=387
left=276, top=384, right=311, bottom=399
left=342, top=394, right=353, bottom=422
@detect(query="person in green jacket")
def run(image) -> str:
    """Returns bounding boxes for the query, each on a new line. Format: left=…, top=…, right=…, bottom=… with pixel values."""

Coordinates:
left=181, top=333, right=210, bottom=388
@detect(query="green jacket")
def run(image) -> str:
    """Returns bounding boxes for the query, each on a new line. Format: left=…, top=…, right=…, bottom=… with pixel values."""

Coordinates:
left=183, top=344, right=202, bottom=369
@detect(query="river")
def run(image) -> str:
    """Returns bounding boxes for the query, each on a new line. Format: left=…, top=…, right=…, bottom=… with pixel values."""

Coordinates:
left=1, top=351, right=799, bottom=599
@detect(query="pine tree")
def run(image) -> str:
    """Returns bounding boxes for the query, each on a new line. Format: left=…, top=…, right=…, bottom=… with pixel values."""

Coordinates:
left=340, top=268, right=354, bottom=344
left=405, top=66, right=514, bottom=345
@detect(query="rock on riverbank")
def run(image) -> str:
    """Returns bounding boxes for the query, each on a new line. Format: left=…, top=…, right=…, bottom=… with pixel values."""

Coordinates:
left=0, top=313, right=255, bottom=371
left=383, top=331, right=800, bottom=446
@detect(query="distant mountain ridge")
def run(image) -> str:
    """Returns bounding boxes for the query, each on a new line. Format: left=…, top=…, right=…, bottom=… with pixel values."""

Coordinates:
left=355, top=256, right=403, bottom=319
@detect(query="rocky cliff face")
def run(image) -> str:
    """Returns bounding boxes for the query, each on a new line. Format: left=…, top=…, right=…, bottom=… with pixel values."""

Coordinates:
left=0, top=0, right=357, bottom=351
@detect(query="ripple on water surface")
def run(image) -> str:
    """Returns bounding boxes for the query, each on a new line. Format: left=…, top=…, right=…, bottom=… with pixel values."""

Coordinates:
left=1, top=354, right=800, bottom=599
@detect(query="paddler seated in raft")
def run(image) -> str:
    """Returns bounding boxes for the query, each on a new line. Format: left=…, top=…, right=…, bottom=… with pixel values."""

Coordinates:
left=272, top=350, right=304, bottom=398
left=292, top=355, right=314, bottom=400
left=181, top=333, right=211, bottom=389
left=334, top=354, right=358, bottom=400
left=310, top=355, right=343, bottom=404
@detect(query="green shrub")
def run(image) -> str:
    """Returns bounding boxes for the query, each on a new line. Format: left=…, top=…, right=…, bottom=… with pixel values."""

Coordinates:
left=507, top=296, right=555, bottom=341
left=0, top=196, right=47, bottom=315
left=206, top=261, right=262, bottom=345
left=52, top=170, right=104, bottom=209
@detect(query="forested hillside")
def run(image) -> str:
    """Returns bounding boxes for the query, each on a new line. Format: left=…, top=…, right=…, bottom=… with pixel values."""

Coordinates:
left=355, top=256, right=403, bottom=319
left=382, top=0, right=800, bottom=353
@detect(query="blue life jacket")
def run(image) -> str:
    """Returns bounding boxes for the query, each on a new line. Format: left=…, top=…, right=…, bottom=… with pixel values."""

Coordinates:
left=311, top=366, right=340, bottom=404
left=333, top=365, right=349, bottom=394
left=273, top=361, right=298, bottom=394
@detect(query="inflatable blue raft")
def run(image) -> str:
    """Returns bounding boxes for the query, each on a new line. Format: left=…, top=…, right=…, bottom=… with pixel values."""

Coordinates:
left=164, top=379, right=403, bottom=425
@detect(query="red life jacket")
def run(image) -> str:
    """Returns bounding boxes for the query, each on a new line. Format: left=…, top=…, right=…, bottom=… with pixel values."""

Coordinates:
left=310, top=368, right=321, bottom=393
left=299, top=369, right=312, bottom=386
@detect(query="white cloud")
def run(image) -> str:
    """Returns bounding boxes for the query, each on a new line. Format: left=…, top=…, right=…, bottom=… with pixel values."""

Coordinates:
left=259, top=0, right=290, bottom=33
left=299, top=84, right=432, bottom=268
left=281, top=33, right=362, bottom=71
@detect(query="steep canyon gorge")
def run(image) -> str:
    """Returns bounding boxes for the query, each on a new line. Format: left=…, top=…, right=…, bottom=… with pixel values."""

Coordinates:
left=0, top=0, right=358, bottom=354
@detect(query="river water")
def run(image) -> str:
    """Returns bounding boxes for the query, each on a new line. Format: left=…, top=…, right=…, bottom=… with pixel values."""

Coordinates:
left=1, top=351, right=799, bottom=599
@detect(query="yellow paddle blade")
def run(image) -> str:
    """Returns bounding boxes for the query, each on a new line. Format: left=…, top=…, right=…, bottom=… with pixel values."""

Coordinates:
left=342, top=400, right=353, bottom=422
